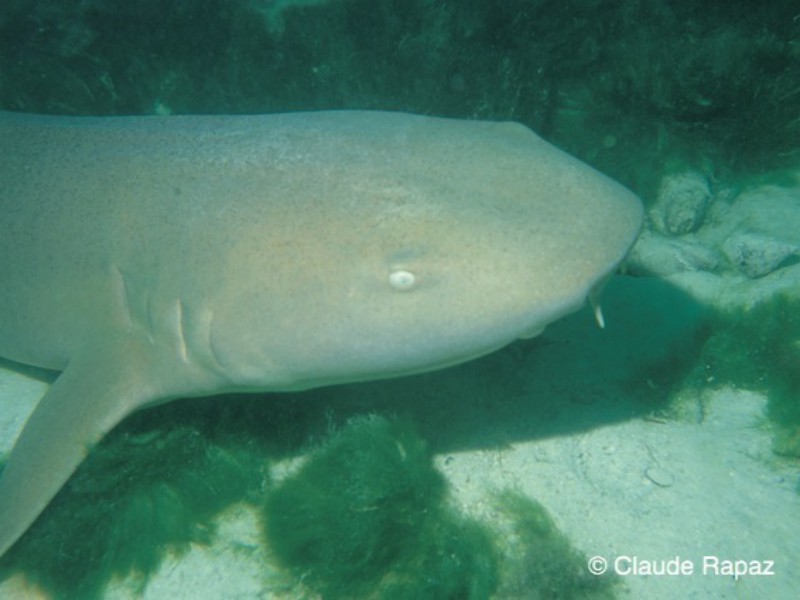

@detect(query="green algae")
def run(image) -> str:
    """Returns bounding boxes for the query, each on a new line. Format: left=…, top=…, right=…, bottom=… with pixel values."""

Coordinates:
left=699, top=294, right=800, bottom=457
left=0, top=404, right=268, bottom=600
left=264, top=415, right=498, bottom=599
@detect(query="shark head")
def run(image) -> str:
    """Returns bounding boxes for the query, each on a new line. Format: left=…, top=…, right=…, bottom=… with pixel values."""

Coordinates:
left=196, top=115, right=643, bottom=390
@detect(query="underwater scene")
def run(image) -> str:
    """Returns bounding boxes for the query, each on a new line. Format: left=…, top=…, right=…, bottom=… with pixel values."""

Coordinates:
left=0, top=1, right=799, bottom=598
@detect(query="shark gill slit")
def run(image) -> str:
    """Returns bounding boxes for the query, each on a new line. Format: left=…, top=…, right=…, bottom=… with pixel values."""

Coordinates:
left=144, top=296, right=156, bottom=343
left=176, top=298, right=189, bottom=363
left=206, top=312, right=227, bottom=374
left=111, top=265, right=134, bottom=330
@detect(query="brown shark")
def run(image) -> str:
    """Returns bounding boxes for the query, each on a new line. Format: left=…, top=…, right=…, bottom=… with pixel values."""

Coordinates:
left=0, top=110, right=642, bottom=557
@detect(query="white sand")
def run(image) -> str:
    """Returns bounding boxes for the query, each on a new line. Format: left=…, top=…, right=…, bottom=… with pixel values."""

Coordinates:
left=440, top=389, right=799, bottom=599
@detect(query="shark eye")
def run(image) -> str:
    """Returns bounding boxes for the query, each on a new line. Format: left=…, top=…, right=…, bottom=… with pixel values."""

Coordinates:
left=388, top=269, right=416, bottom=291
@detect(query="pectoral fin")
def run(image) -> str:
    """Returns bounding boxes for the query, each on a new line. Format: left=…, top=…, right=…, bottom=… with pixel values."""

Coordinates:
left=0, top=343, right=158, bottom=559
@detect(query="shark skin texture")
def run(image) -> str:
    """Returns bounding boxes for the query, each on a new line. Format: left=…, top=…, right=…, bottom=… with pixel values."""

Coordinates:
left=0, top=110, right=643, bottom=558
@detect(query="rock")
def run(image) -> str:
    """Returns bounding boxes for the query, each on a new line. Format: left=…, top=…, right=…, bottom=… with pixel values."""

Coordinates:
left=628, top=231, right=719, bottom=276
left=695, top=185, right=800, bottom=278
left=721, top=233, right=799, bottom=278
left=723, top=186, right=800, bottom=242
left=650, top=171, right=713, bottom=236
left=641, top=180, right=800, bottom=310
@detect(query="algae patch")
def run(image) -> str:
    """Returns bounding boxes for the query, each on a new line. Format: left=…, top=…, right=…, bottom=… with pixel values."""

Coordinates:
left=0, top=406, right=268, bottom=600
left=1, top=404, right=621, bottom=599
left=634, top=292, right=800, bottom=459
left=698, top=294, right=800, bottom=457
left=264, top=415, right=498, bottom=599
left=494, top=490, right=618, bottom=600
left=264, top=415, right=619, bottom=599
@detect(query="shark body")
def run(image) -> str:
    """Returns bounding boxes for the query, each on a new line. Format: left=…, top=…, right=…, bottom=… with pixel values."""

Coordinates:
left=0, top=110, right=642, bottom=558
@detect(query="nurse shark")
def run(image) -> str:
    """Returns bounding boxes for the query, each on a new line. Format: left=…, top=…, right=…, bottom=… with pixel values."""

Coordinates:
left=0, top=110, right=642, bottom=558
